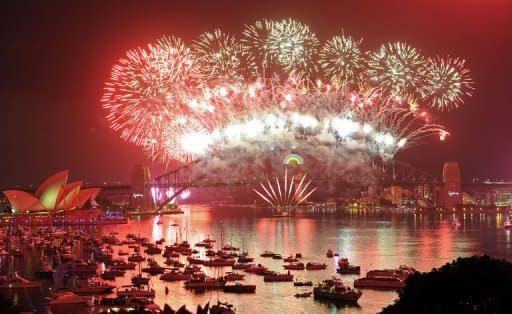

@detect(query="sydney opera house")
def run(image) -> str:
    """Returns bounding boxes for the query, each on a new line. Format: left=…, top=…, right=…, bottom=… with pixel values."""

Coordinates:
left=3, top=170, right=100, bottom=214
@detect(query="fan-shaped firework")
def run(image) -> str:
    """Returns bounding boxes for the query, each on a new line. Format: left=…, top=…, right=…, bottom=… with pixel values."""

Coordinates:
left=102, top=19, right=474, bottom=182
left=422, top=56, right=474, bottom=111
left=253, top=169, right=317, bottom=216
left=192, top=29, right=244, bottom=83
left=366, top=42, right=426, bottom=96
left=319, top=33, right=364, bottom=85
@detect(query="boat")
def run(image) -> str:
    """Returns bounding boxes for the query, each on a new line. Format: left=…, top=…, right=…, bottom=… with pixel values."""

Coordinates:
left=313, top=278, right=362, bottom=303
left=210, top=301, right=235, bottom=314
left=295, top=292, right=312, bottom=298
left=224, top=272, right=245, bottom=281
left=263, top=271, right=293, bottom=282
left=326, top=249, right=334, bottom=258
left=187, top=256, right=205, bottom=264
left=141, top=259, right=166, bottom=275
left=244, top=264, right=267, bottom=274
left=284, top=262, right=305, bottom=270
left=67, top=260, right=97, bottom=276
left=204, top=258, right=235, bottom=267
left=110, top=259, right=136, bottom=270
left=353, top=276, right=406, bottom=289
left=128, top=253, right=146, bottom=262
left=294, top=280, right=313, bottom=286
left=237, top=254, right=254, bottom=263
left=100, top=272, right=116, bottom=280
left=306, top=262, right=328, bottom=270
left=260, top=251, right=275, bottom=257
left=222, top=244, right=239, bottom=251
left=337, top=258, right=361, bottom=275
left=365, top=265, right=416, bottom=280
left=160, top=270, right=191, bottom=281
left=131, top=273, right=150, bottom=285
left=272, top=254, right=283, bottom=260
left=232, top=262, right=251, bottom=270
left=71, top=279, right=115, bottom=295
left=144, top=245, right=162, bottom=255
left=223, top=282, right=256, bottom=293
left=184, top=276, right=226, bottom=290
left=48, top=291, right=93, bottom=314
left=353, top=265, right=415, bottom=290
left=283, top=255, right=298, bottom=263
left=118, top=249, right=129, bottom=256
left=116, top=285, right=156, bottom=298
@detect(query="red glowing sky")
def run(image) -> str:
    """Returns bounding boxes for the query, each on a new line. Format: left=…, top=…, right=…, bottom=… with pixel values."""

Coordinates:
left=0, top=0, right=511, bottom=187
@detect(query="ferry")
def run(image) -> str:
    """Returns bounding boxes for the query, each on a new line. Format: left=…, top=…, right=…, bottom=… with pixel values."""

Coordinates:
left=353, top=275, right=406, bottom=289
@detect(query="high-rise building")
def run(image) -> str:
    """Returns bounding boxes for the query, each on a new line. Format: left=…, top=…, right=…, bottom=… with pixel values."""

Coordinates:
left=131, top=165, right=151, bottom=209
left=441, top=162, right=462, bottom=208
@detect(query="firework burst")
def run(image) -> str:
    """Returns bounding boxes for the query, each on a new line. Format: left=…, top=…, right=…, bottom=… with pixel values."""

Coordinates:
left=192, top=29, right=244, bottom=83
left=319, top=33, right=364, bottom=85
left=102, top=36, right=198, bottom=145
left=366, top=42, right=426, bottom=96
left=422, top=56, right=474, bottom=111
left=267, top=18, right=320, bottom=77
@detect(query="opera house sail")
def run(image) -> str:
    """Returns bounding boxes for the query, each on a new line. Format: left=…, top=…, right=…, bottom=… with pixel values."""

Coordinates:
left=3, top=170, right=100, bottom=214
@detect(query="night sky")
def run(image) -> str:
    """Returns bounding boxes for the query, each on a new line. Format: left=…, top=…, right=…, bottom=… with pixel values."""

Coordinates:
left=1, top=0, right=511, bottom=188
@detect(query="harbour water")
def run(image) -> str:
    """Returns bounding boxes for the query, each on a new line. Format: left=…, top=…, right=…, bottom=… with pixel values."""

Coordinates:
left=9, top=205, right=512, bottom=313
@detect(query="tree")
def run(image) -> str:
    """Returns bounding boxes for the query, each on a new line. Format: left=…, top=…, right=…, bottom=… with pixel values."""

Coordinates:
left=381, top=255, right=512, bottom=314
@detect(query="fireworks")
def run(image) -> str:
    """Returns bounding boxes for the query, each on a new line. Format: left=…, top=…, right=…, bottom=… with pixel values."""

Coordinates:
left=266, top=19, right=320, bottom=77
left=422, top=56, right=474, bottom=111
left=319, top=33, right=363, bottom=85
left=192, top=29, right=244, bottom=83
left=102, top=36, right=199, bottom=146
left=366, top=42, right=426, bottom=96
left=253, top=169, right=317, bottom=216
left=102, top=19, right=474, bottom=176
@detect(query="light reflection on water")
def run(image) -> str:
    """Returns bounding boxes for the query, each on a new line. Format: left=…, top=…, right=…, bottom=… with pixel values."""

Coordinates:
left=14, top=205, right=512, bottom=313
